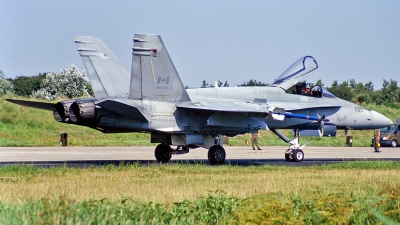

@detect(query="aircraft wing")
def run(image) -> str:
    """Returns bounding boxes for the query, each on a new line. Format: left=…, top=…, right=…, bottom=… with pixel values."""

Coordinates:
left=268, top=102, right=341, bottom=111
left=5, top=99, right=55, bottom=111
left=177, top=100, right=341, bottom=123
left=177, top=101, right=272, bottom=130
left=177, top=101, right=341, bottom=113
left=176, top=101, right=270, bottom=114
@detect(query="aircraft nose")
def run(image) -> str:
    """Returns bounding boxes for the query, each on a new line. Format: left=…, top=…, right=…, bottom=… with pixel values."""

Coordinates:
left=370, top=110, right=393, bottom=128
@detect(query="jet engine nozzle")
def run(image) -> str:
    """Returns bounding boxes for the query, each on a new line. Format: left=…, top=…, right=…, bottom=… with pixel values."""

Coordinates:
left=69, top=100, right=101, bottom=125
left=53, top=100, right=75, bottom=122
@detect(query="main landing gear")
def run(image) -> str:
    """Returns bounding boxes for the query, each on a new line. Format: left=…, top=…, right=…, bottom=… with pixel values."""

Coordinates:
left=154, top=144, right=173, bottom=163
left=208, top=145, right=226, bottom=165
left=154, top=136, right=226, bottom=165
left=272, top=129, right=308, bottom=162
left=154, top=144, right=192, bottom=163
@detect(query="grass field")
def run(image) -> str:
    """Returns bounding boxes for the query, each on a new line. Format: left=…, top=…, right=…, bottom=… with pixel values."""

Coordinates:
left=0, top=163, right=399, bottom=224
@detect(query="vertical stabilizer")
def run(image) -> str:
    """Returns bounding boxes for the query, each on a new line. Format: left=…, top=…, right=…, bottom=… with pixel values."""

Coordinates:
left=74, top=36, right=130, bottom=98
left=130, top=34, right=190, bottom=102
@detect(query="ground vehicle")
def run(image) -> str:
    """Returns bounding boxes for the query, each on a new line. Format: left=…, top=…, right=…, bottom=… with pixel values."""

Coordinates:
left=378, top=119, right=400, bottom=147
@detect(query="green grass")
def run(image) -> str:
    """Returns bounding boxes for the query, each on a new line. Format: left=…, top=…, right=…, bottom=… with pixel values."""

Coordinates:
left=2, top=190, right=398, bottom=225
left=1, top=160, right=400, bottom=174
left=0, top=163, right=400, bottom=224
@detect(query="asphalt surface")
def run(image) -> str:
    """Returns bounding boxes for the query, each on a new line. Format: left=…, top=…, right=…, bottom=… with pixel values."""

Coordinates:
left=0, top=146, right=399, bottom=167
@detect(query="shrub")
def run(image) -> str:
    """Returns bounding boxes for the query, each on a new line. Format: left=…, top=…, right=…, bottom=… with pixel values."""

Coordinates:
left=32, top=65, right=90, bottom=100
left=0, top=70, right=14, bottom=96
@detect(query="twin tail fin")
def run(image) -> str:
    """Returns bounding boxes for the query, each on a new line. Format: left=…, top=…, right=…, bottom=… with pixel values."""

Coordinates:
left=74, top=34, right=190, bottom=103
left=74, top=36, right=130, bottom=98
left=130, top=34, right=190, bottom=102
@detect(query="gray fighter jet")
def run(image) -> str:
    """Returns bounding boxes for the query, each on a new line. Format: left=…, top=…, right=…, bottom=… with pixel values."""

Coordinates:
left=7, top=34, right=393, bottom=164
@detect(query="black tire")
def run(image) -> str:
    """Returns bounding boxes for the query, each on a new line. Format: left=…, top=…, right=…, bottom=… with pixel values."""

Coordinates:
left=208, top=145, right=226, bottom=165
left=154, top=144, right=172, bottom=163
left=293, top=149, right=304, bottom=162
left=390, top=140, right=397, bottom=148
left=285, top=152, right=294, bottom=162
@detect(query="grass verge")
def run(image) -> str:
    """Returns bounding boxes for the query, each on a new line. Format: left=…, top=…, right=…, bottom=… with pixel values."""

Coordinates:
left=0, top=162, right=399, bottom=223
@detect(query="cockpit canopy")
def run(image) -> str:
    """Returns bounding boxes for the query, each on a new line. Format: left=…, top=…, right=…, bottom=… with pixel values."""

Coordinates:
left=272, top=56, right=318, bottom=90
left=271, top=56, right=336, bottom=98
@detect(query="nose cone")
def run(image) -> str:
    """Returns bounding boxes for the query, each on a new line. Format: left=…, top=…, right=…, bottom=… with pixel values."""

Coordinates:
left=370, top=110, right=393, bottom=129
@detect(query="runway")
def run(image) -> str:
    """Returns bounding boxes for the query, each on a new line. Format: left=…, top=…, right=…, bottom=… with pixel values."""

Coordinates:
left=0, top=146, right=398, bottom=167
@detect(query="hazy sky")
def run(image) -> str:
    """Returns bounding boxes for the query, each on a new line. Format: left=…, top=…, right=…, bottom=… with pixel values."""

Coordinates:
left=1, top=1, right=399, bottom=89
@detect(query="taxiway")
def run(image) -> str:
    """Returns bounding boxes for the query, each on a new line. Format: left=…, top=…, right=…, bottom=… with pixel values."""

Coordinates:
left=0, top=146, right=398, bottom=167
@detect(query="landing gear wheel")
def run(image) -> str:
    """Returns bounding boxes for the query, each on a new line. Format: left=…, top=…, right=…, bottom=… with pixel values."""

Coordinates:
left=154, top=144, right=172, bottom=163
left=285, top=151, right=294, bottom=162
left=293, top=149, right=304, bottom=162
left=390, top=140, right=397, bottom=148
left=208, top=145, right=226, bottom=165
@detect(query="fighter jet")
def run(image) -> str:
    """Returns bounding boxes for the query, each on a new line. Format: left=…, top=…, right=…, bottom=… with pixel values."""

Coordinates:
left=6, top=34, right=393, bottom=164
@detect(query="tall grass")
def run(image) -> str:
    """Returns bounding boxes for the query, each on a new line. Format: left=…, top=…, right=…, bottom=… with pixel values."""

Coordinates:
left=1, top=162, right=400, bottom=203
left=0, top=162, right=400, bottom=224
left=1, top=190, right=398, bottom=224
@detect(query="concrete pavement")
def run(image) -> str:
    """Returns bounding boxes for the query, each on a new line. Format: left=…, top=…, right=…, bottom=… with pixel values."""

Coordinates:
left=0, top=146, right=398, bottom=167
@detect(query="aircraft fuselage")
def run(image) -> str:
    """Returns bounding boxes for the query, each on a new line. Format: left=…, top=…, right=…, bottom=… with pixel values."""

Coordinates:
left=73, top=85, right=391, bottom=138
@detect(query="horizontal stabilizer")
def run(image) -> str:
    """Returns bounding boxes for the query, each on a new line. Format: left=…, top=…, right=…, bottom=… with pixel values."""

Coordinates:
left=97, top=100, right=148, bottom=122
left=6, top=99, right=55, bottom=111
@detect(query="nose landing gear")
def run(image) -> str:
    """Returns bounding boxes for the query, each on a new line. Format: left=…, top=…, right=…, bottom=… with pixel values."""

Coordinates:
left=286, top=149, right=305, bottom=162
left=273, top=129, right=308, bottom=162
